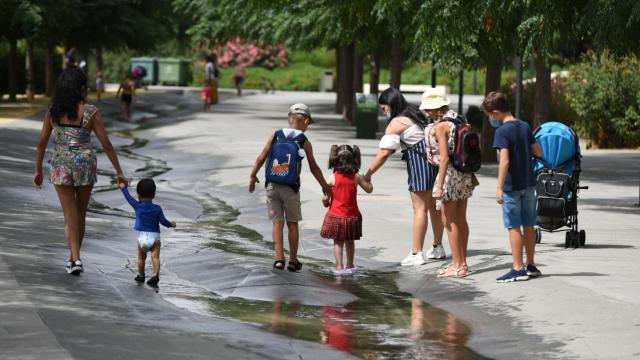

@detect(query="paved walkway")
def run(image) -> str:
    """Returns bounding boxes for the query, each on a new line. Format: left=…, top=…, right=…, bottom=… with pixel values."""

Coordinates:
left=1, top=89, right=638, bottom=359
left=160, top=90, right=639, bottom=359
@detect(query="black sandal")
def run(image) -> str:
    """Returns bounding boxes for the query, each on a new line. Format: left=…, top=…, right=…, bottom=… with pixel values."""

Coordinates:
left=287, top=260, right=303, bottom=272
left=273, top=260, right=286, bottom=270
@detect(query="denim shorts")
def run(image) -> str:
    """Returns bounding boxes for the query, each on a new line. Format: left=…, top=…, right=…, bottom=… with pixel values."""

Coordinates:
left=502, top=186, right=537, bottom=228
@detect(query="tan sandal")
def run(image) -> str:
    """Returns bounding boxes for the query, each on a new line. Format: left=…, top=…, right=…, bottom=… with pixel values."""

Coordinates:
left=437, top=265, right=467, bottom=278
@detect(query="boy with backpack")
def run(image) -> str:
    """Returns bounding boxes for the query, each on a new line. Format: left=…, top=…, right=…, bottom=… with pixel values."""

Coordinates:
left=248, top=103, right=332, bottom=272
left=481, top=91, right=543, bottom=283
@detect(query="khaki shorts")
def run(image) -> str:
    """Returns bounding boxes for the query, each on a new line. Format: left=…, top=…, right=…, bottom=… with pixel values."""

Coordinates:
left=266, top=183, right=302, bottom=222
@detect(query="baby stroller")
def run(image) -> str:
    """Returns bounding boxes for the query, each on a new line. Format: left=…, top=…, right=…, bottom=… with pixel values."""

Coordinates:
left=533, top=122, right=588, bottom=248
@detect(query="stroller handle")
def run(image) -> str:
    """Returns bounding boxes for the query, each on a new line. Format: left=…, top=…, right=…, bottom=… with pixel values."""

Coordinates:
left=578, top=186, right=589, bottom=190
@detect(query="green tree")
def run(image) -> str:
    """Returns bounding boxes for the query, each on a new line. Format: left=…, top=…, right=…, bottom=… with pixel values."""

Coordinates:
left=583, top=0, right=640, bottom=56
left=0, top=0, right=42, bottom=101
left=516, top=0, right=588, bottom=126
left=414, top=0, right=520, bottom=162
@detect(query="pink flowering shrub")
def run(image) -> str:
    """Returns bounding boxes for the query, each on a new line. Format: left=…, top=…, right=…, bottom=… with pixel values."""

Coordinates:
left=213, top=37, right=288, bottom=69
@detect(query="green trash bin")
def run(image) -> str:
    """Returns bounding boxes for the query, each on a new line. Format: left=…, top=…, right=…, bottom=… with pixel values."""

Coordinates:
left=130, top=57, right=157, bottom=85
left=157, top=58, right=191, bottom=86
left=355, top=93, right=379, bottom=139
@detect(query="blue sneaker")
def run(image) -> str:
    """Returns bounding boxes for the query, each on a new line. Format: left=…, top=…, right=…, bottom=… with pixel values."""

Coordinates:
left=526, top=264, right=542, bottom=278
left=496, top=268, right=529, bottom=283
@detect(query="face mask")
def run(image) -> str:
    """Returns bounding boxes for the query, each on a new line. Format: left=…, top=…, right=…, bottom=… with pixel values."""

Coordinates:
left=384, top=111, right=391, bottom=120
left=489, top=119, right=502, bottom=128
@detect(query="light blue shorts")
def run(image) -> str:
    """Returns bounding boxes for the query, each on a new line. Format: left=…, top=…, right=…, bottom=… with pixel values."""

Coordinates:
left=502, top=187, right=537, bottom=229
left=138, top=231, right=160, bottom=252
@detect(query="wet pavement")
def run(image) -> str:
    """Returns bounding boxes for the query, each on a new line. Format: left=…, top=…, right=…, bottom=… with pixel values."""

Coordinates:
left=1, top=89, right=639, bottom=359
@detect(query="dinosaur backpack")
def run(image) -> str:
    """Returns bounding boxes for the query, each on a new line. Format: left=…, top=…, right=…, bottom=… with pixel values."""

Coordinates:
left=265, top=129, right=307, bottom=190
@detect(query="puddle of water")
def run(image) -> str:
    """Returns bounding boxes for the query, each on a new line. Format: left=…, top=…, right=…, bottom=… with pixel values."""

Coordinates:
left=167, top=193, right=488, bottom=359
left=205, top=281, right=485, bottom=359
left=91, top=101, right=489, bottom=359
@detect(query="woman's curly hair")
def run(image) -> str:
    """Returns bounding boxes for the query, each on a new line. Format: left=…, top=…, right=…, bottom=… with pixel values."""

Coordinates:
left=50, top=67, right=87, bottom=124
left=328, top=144, right=361, bottom=173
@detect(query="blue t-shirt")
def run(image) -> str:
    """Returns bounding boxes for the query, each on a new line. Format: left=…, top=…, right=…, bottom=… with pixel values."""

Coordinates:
left=122, top=187, right=172, bottom=232
left=492, top=119, right=536, bottom=191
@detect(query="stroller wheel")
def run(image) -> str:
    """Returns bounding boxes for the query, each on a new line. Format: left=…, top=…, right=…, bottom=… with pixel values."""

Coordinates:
left=572, top=231, right=580, bottom=249
left=535, top=227, right=542, bottom=244
left=564, top=232, right=570, bottom=248
left=579, top=230, right=586, bottom=246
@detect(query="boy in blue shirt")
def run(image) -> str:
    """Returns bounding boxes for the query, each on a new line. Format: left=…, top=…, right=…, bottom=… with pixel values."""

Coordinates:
left=482, top=91, right=543, bottom=283
left=120, top=178, right=176, bottom=287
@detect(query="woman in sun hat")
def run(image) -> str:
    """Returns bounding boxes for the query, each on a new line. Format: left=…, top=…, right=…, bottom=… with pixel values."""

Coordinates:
left=420, top=88, right=475, bottom=278
left=362, top=87, right=445, bottom=267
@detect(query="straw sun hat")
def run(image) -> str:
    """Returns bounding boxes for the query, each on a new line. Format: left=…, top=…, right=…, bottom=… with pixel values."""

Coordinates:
left=419, top=88, right=450, bottom=110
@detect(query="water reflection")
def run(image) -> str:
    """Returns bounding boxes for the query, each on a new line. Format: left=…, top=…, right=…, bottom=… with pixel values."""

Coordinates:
left=320, top=305, right=355, bottom=353
left=254, top=295, right=479, bottom=359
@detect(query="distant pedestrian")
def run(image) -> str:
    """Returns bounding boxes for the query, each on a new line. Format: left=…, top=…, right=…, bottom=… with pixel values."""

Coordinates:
left=34, top=67, right=128, bottom=275
left=320, top=145, right=373, bottom=275
left=363, top=87, right=445, bottom=267
left=64, top=47, right=77, bottom=68
left=248, top=103, right=332, bottom=272
left=120, top=179, right=176, bottom=287
left=481, top=91, right=543, bottom=283
left=234, top=63, right=247, bottom=96
left=95, top=69, right=105, bottom=102
left=201, top=83, right=211, bottom=112
left=116, top=72, right=135, bottom=121
left=205, top=54, right=219, bottom=105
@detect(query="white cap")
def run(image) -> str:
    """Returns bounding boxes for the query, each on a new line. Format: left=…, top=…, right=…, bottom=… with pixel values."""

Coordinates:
left=289, top=103, right=312, bottom=121
left=419, top=87, right=450, bottom=110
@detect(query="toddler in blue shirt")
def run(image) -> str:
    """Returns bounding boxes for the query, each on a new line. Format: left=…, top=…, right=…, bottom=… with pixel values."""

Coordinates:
left=120, top=178, right=175, bottom=287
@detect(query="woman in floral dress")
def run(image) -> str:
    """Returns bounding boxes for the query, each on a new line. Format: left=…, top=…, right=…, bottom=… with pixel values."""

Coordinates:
left=430, top=105, right=475, bottom=278
left=34, top=68, right=128, bottom=275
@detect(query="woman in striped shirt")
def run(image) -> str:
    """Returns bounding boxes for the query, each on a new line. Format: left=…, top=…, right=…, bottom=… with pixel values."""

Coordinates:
left=363, top=87, right=445, bottom=267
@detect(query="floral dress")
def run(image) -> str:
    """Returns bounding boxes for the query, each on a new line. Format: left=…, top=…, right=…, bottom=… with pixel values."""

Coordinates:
left=49, top=105, right=98, bottom=186
left=434, top=121, right=474, bottom=202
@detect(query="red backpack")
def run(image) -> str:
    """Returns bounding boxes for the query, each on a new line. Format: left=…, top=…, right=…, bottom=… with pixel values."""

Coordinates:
left=446, top=114, right=481, bottom=173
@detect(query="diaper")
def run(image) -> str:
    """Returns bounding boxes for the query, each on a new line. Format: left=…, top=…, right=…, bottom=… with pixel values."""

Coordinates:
left=138, top=231, right=160, bottom=252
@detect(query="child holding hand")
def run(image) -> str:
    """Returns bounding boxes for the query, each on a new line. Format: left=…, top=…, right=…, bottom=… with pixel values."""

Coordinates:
left=320, top=145, right=373, bottom=275
left=120, top=178, right=176, bottom=287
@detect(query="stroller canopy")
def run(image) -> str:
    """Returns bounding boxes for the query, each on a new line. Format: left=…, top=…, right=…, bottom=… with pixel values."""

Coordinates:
left=534, top=121, right=580, bottom=175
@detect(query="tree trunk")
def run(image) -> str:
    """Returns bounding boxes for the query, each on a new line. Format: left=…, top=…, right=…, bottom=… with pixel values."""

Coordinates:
left=390, top=35, right=403, bottom=89
left=26, top=38, right=35, bottom=101
left=431, top=61, right=437, bottom=87
left=8, top=34, right=18, bottom=102
left=458, top=70, right=464, bottom=114
left=354, top=51, right=364, bottom=93
left=370, top=49, right=381, bottom=94
left=46, top=44, right=56, bottom=97
left=335, top=46, right=343, bottom=114
left=481, top=58, right=502, bottom=163
left=534, top=48, right=551, bottom=127
left=96, top=46, right=104, bottom=72
left=340, top=42, right=355, bottom=124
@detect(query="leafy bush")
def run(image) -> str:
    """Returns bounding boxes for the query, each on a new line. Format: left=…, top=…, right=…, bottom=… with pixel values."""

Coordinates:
left=290, top=48, right=335, bottom=68
left=103, top=49, right=134, bottom=83
left=191, top=61, right=324, bottom=91
left=214, top=37, right=288, bottom=69
left=568, top=51, right=640, bottom=148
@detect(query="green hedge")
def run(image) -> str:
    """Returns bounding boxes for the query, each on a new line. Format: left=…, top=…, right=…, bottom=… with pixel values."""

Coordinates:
left=568, top=51, right=640, bottom=148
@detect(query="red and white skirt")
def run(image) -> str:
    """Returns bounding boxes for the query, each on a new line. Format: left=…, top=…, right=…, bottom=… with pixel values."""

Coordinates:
left=320, top=213, right=362, bottom=241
